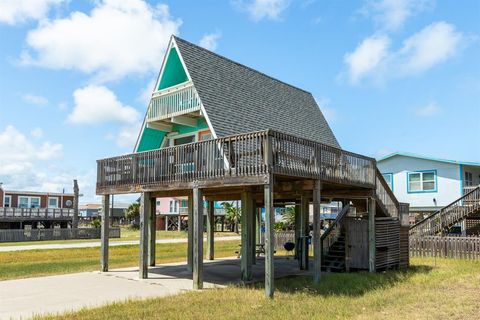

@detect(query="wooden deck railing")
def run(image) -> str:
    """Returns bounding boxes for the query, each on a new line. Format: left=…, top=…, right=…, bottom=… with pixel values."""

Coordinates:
left=0, top=207, right=74, bottom=220
left=97, top=130, right=378, bottom=194
left=147, top=84, right=201, bottom=121
left=410, top=186, right=480, bottom=237
left=375, top=169, right=399, bottom=218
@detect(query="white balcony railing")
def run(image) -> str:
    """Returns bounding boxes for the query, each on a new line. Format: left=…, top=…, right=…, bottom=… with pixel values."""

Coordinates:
left=147, top=84, right=201, bottom=122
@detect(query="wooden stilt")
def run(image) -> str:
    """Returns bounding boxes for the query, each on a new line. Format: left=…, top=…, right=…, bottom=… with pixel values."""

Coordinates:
left=187, top=193, right=193, bottom=273
left=300, top=193, right=309, bottom=270
left=148, top=197, right=156, bottom=267
left=139, top=192, right=150, bottom=279
left=100, top=194, right=110, bottom=272
left=294, top=203, right=301, bottom=260
left=313, top=180, right=322, bottom=283
left=192, top=187, right=204, bottom=290
left=241, top=191, right=253, bottom=281
left=207, top=200, right=215, bottom=260
left=264, top=179, right=274, bottom=298
left=251, top=202, right=257, bottom=265
left=368, top=197, right=376, bottom=272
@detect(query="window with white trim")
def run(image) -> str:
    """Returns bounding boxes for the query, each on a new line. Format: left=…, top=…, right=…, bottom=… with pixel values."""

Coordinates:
left=48, top=197, right=59, bottom=208
left=382, top=173, right=393, bottom=190
left=4, top=195, right=11, bottom=207
left=18, top=196, right=41, bottom=208
left=169, top=200, right=179, bottom=213
left=408, top=171, right=436, bottom=192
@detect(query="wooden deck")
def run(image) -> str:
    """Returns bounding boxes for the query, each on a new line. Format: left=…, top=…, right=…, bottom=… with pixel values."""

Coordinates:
left=0, top=207, right=74, bottom=222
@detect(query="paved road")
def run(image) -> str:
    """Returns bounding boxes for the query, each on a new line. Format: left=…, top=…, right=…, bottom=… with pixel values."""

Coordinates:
left=0, top=236, right=240, bottom=252
left=0, top=257, right=308, bottom=319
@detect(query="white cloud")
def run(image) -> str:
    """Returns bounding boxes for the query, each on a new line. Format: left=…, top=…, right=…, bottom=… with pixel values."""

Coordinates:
left=22, top=0, right=181, bottom=82
left=68, top=85, right=140, bottom=125
left=344, top=34, right=390, bottom=84
left=415, top=102, right=440, bottom=117
left=138, top=78, right=157, bottom=106
left=0, top=125, right=62, bottom=175
left=343, top=22, right=465, bottom=84
left=0, top=0, right=64, bottom=25
left=316, top=98, right=336, bottom=123
left=362, top=0, right=433, bottom=31
left=115, top=122, right=142, bottom=149
left=23, top=94, right=49, bottom=106
left=199, top=32, right=221, bottom=51
left=398, top=21, right=463, bottom=75
left=30, top=127, right=44, bottom=138
left=237, top=0, right=291, bottom=21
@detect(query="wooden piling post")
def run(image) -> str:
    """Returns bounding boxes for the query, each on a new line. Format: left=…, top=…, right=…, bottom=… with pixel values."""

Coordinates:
left=294, top=202, right=301, bottom=260
left=100, top=194, right=110, bottom=272
left=264, top=179, right=274, bottom=298
left=192, top=187, right=204, bottom=290
left=139, top=192, right=150, bottom=279
left=207, top=200, right=215, bottom=260
left=241, top=191, right=253, bottom=281
left=148, top=197, right=156, bottom=267
left=313, top=180, right=322, bottom=283
left=300, top=193, right=309, bottom=270
left=368, top=197, right=376, bottom=272
left=187, top=193, right=193, bottom=273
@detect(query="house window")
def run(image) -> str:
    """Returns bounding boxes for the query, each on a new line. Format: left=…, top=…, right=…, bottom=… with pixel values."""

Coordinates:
left=169, top=200, right=178, bottom=213
left=18, top=196, right=41, bottom=208
left=4, top=195, right=11, bottom=208
left=465, top=172, right=473, bottom=186
left=407, top=171, right=437, bottom=193
left=172, top=135, right=195, bottom=146
left=48, top=197, right=59, bottom=208
left=382, top=173, right=393, bottom=190
left=199, top=130, right=213, bottom=141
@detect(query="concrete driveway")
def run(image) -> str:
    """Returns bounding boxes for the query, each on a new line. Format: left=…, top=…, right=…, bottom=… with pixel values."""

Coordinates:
left=0, top=257, right=310, bottom=319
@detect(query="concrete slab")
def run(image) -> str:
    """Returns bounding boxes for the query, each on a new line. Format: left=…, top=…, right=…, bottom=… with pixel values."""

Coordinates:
left=0, top=257, right=310, bottom=319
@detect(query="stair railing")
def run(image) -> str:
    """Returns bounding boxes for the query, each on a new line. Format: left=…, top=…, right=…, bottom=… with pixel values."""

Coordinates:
left=375, top=168, right=399, bottom=218
left=320, top=204, right=350, bottom=257
left=410, top=186, right=480, bottom=237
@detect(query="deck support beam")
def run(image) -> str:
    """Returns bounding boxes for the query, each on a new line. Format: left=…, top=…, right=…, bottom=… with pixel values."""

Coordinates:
left=139, top=192, right=151, bottom=279
left=294, top=202, right=301, bottom=260
left=368, top=197, right=376, bottom=272
left=251, top=202, right=257, bottom=265
left=187, top=193, right=193, bottom=273
left=313, top=180, right=322, bottom=283
left=192, top=187, right=204, bottom=290
left=207, top=200, right=215, bottom=260
left=100, top=194, right=110, bottom=272
left=264, top=178, right=275, bottom=298
left=148, top=197, right=156, bottom=267
left=299, top=193, right=309, bottom=270
left=241, top=191, right=253, bottom=281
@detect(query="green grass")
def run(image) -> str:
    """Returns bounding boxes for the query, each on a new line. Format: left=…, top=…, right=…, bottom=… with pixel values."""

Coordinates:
left=37, top=257, right=480, bottom=320
left=0, top=240, right=239, bottom=281
left=0, top=229, right=238, bottom=247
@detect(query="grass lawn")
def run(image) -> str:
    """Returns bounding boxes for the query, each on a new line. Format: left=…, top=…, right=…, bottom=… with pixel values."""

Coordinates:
left=0, top=240, right=239, bottom=281
left=0, top=229, right=238, bottom=247
left=37, top=257, right=480, bottom=320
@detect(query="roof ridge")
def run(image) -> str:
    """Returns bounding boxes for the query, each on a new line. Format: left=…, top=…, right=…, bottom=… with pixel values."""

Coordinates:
left=173, top=35, right=312, bottom=95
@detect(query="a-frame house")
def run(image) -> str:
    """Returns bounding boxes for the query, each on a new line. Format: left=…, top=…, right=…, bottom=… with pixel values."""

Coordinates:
left=96, top=36, right=409, bottom=298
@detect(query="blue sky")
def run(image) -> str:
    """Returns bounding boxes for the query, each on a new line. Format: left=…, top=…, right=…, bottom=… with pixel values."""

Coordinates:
left=0, top=0, right=479, bottom=202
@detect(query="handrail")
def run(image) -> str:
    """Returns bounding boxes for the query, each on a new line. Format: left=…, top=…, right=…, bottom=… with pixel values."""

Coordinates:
left=321, top=204, right=350, bottom=241
left=410, top=186, right=480, bottom=236
left=375, top=168, right=399, bottom=218
left=96, top=129, right=378, bottom=193
left=147, top=84, right=201, bottom=121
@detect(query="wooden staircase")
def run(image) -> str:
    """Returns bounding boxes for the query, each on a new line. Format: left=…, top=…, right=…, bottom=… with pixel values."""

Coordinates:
left=321, top=231, right=346, bottom=272
left=410, top=186, right=480, bottom=237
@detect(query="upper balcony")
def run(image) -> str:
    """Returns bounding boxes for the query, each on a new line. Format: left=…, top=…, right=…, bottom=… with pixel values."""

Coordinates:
left=146, top=82, right=202, bottom=126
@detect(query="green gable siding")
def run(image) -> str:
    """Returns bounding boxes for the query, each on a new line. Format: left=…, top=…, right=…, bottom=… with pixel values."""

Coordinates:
left=158, top=48, right=188, bottom=90
left=137, top=127, right=167, bottom=152
left=136, top=119, right=210, bottom=153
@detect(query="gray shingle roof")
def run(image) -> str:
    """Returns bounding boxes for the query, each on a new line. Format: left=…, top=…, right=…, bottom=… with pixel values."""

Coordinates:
left=174, top=36, right=340, bottom=148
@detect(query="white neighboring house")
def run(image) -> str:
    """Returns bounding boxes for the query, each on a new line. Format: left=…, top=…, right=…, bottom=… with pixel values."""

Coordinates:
left=377, top=152, right=480, bottom=216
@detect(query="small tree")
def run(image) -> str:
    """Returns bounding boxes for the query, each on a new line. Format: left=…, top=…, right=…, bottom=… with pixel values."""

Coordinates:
left=125, top=203, right=140, bottom=227
left=282, top=206, right=296, bottom=230
left=222, top=201, right=241, bottom=234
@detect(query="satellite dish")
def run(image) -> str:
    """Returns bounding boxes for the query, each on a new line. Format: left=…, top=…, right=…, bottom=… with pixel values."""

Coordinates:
left=66, top=200, right=73, bottom=207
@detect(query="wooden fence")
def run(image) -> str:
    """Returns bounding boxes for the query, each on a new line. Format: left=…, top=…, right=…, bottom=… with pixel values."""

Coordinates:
left=0, top=228, right=121, bottom=243
left=410, top=236, right=480, bottom=259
